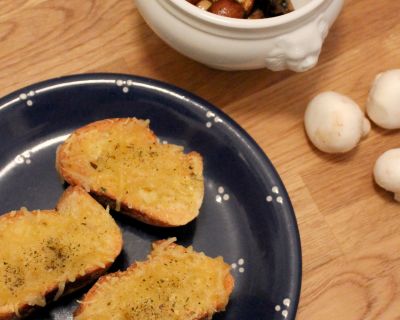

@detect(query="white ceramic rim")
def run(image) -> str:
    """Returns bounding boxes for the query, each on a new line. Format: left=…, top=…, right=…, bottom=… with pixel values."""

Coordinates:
left=167, top=0, right=326, bottom=29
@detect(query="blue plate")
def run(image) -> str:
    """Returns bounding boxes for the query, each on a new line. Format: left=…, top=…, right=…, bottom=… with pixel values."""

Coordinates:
left=0, top=74, right=301, bottom=319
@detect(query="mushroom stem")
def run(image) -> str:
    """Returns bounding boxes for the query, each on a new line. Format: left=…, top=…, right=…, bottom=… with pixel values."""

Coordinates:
left=394, top=193, right=400, bottom=202
left=362, top=118, right=371, bottom=138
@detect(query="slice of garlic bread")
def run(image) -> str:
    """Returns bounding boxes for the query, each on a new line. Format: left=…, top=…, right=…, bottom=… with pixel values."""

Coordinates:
left=0, top=186, right=122, bottom=319
left=56, top=118, right=204, bottom=227
left=74, top=238, right=234, bottom=320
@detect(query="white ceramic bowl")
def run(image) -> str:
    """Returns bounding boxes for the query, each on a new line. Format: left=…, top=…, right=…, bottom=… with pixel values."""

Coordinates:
left=135, top=0, right=343, bottom=72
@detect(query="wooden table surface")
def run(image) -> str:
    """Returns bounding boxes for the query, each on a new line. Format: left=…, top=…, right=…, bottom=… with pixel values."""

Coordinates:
left=1, top=0, right=400, bottom=319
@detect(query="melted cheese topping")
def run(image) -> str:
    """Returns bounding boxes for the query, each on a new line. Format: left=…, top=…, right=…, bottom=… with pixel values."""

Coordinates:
left=59, top=119, right=204, bottom=225
left=75, top=240, right=232, bottom=320
left=0, top=188, right=121, bottom=312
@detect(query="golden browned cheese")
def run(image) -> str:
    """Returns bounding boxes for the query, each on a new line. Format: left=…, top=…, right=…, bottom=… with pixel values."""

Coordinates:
left=0, top=187, right=122, bottom=319
left=56, top=118, right=204, bottom=227
left=74, top=239, right=234, bottom=320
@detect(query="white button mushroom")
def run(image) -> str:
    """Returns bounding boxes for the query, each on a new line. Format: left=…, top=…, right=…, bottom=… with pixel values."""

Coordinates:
left=304, top=91, right=371, bottom=153
left=366, top=69, right=400, bottom=129
left=374, top=148, right=400, bottom=201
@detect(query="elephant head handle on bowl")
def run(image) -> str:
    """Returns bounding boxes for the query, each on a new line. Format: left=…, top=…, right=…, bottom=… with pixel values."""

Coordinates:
left=264, top=14, right=331, bottom=72
left=135, top=0, right=343, bottom=72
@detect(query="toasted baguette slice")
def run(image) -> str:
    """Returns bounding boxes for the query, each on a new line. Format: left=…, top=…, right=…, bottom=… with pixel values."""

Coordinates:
left=0, top=186, right=122, bottom=319
left=56, top=118, right=204, bottom=227
left=74, top=238, right=234, bottom=320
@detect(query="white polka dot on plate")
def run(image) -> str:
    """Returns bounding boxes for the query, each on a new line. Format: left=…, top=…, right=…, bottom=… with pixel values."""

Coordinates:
left=206, top=111, right=215, bottom=118
left=15, top=155, right=24, bottom=164
left=283, top=298, right=291, bottom=307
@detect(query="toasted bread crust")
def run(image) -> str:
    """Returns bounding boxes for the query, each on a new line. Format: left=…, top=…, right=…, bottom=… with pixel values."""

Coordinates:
left=0, top=187, right=122, bottom=319
left=74, top=239, right=234, bottom=319
left=56, top=118, right=204, bottom=227
left=0, top=266, right=107, bottom=320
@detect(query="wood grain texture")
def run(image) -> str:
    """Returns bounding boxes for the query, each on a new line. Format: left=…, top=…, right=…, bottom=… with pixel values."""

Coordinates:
left=1, top=0, right=400, bottom=319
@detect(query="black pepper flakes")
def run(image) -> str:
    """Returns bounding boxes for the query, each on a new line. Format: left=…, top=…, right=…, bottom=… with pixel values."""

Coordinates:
left=90, top=161, right=98, bottom=169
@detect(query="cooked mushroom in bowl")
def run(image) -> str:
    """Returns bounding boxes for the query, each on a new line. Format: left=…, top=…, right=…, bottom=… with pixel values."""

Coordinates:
left=186, top=0, right=294, bottom=19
